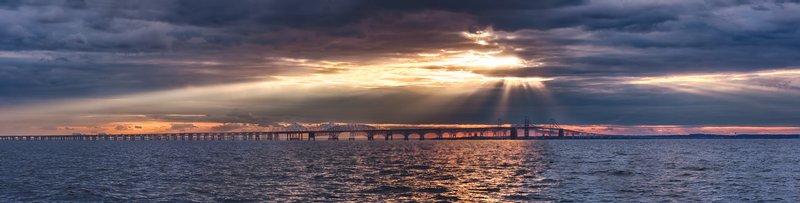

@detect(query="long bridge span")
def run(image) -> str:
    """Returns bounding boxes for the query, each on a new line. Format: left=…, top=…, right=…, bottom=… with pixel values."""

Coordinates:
left=0, top=125, right=601, bottom=141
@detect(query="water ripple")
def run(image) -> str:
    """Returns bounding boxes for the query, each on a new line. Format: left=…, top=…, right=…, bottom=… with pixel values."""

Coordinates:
left=0, top=140, right=798, bottom=202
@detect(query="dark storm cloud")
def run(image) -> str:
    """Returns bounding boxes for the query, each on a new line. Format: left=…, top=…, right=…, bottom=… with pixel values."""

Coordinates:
left=168, top=123, right=197, bottom=131
left=3, top=0, right=800, bottom=128
left=0, top=52, right=286, bottom=104
left=0, top=0, right=587, bottom=52
left=0, top=0, right=492, bottom=103
left=461, top=0, right=800, bottom=79
left=210, top=123, right=245, bottom=132
left=113, top=124, right=129, bottom=131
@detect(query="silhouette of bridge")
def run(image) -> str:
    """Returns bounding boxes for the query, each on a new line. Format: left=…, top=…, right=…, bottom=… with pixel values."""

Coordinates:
left=0, top=122, right=601, bottom=141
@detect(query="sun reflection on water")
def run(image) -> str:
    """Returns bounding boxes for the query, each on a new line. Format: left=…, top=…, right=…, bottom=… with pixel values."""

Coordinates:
left=343, top=141, right=555, bottom=202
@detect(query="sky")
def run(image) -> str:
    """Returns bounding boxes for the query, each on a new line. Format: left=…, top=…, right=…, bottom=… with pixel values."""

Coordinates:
left=1, top=0, right=800, bottom=135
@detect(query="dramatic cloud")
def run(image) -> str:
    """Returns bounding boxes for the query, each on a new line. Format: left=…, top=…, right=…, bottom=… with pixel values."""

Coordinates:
left=169, top=123, right=197, bottom=131
left=1, top=0, right=800, bottom=135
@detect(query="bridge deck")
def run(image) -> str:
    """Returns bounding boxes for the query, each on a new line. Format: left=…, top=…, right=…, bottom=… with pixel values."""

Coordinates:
left=0, top=127, right=600, bottom=141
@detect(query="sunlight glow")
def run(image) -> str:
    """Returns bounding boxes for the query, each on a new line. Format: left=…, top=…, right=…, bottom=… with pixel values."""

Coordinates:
left=439, top=51, right=526, bottom=68
left=630, top=75, right=721, bottom=85
left=264, top=26, right=537, bottom=90
left=0, top=28, right=553, bottom=135
left=462, top=29, right=495, bottom=45
left=494, top=76, right=553, bottom=117
left=401, top=49, right=529, bottom=69
left=271, top=48, right=542, bottom=90
left=629, top=69, right=800, bottom=95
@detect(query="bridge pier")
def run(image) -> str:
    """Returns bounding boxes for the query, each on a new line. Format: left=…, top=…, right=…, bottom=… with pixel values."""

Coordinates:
left=0, top=126, right=594, bottom=142
left=510, top=127, right=518, bottom=139
left=286, top=133, right=303, bottom=141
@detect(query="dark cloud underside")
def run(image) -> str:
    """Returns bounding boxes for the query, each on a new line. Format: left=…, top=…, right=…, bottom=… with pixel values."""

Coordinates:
left=2, top=0, right=800, bottom=130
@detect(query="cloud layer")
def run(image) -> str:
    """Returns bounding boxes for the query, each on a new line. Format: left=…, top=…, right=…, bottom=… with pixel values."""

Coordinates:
left=2, top=0, right=800, bottom=134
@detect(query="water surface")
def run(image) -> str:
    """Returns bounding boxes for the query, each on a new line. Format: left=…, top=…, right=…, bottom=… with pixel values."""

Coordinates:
left=1, top=140, right=798, bottom=202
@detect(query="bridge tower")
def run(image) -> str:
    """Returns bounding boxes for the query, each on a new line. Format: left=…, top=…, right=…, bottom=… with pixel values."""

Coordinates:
left=547, top=118, right=564, bottom=138
left=524, top=117, right=530, bottom=138
left=510, top=128, right=518, bottom=139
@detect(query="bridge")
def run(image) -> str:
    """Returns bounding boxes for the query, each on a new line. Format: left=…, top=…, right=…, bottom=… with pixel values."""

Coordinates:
left=0, top=123, right=601, bottom=141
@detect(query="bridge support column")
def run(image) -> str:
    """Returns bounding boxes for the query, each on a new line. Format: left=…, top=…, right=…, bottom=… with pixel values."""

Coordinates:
left=524, top=127, right=529, bottom=138
left=510, top=128, right=518, bottom=139
left=308, top=132, right=316, bottom=141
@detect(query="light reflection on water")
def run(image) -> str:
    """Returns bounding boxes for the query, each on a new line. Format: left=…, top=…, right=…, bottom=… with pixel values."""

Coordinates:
left=0, top=140, right=799, bottom=202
